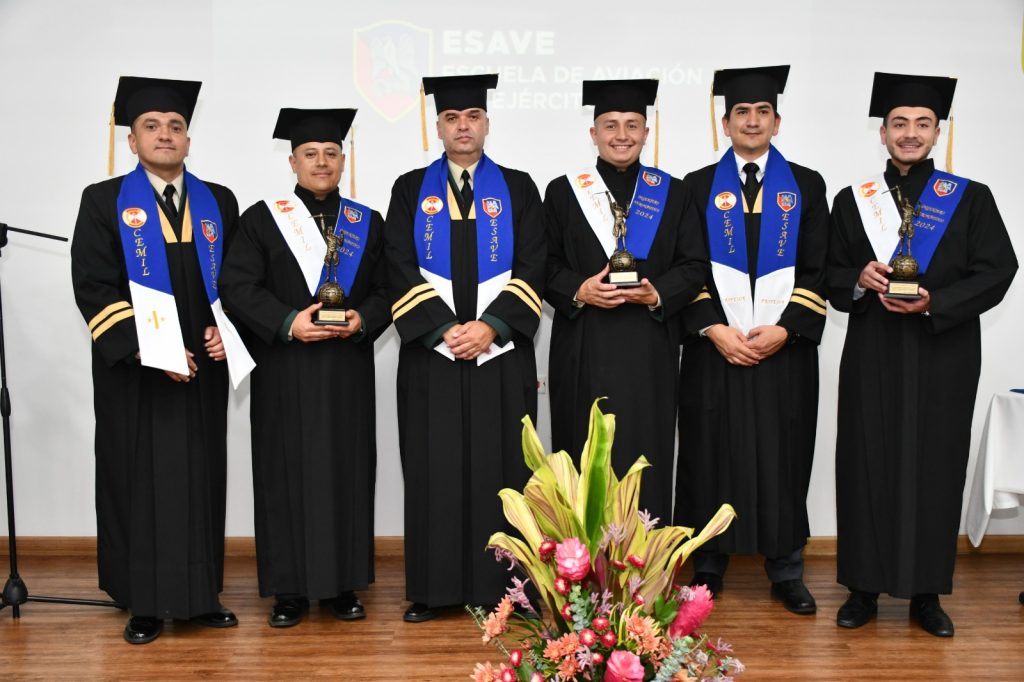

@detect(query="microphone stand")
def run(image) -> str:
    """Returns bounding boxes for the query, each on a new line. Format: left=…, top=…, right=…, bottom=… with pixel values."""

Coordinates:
left=0, top=223, right=120, bottom=618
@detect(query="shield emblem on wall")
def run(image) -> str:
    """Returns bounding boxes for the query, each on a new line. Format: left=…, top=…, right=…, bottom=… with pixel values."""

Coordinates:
left=354, top=20, right=433, bottom=122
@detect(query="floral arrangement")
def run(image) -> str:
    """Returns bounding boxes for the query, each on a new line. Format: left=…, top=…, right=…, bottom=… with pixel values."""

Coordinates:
left=469, top=400, right=743, bottom=682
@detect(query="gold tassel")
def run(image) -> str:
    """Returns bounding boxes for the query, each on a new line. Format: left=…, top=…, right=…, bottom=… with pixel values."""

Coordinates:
left=709, top=86, right=719, bottom=152
left=419, top=83, right=429, bottom=151
left=653, top=97, right=660, bottom=167
left=348, top=125, right=357, bottom=199
left=945, top=115, right=954, bottom=173
left=107, top=102, right=116, bottom=176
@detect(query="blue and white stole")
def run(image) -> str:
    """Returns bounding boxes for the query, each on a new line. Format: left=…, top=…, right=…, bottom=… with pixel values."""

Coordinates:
left=116, top=163, right=254, bottom=388
left=851, top=168, right=969, bottom=272
left=264, top=193, right=373, bottom=300
left=706, top=146, right=801, bottom=334
left=413, top=152, right=514, bottom=365
left=567, top=164, right=669, bottom=260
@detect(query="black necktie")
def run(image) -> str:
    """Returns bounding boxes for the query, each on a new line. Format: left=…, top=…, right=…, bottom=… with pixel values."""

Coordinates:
left=162, top=185, right=178, bottom=221
left=460, top=169, right=473, bottom=209
left=742, top=162, right=759, bottom=210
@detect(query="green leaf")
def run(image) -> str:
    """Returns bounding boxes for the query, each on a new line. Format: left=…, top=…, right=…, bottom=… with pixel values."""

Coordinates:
left=652, top=594, right=679, bottom=627
left=520, top=415, right=547, bottom=473
left=577, top=400, right=614, bottom=554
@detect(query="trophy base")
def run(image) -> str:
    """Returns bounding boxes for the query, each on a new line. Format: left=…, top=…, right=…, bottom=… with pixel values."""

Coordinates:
left=606, top=271, right=641, bottom=288
left=884, top=281, right=921, bottom=300
left=314, top=309, right=350, bottom=326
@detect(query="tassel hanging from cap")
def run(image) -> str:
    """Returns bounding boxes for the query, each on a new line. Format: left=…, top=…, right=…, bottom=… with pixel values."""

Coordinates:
left=108, top=103, right=116, bottom=176
left=419, top=84, right=429, bottom=151
left=348, top=125, right=357, bottom=199
left=945, top=115, right=954, bottom=173
left=709, top=86, right=719, bottom=152
left=653, top=97, right=660, bottom=167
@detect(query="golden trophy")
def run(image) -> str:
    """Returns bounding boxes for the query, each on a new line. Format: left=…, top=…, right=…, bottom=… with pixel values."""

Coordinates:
left=884, top=187, right=922, bottom=300
left=605, top=194, right=640, bottom=287
left=312, top=214, right=349, bottom=326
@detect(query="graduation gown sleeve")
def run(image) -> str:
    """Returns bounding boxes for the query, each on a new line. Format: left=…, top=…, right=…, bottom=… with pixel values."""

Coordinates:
left=71, top=181, right=140, bottom=367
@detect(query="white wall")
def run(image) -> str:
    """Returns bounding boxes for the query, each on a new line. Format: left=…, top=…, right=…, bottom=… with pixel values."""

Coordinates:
left=0, top=0, right=1020, bottom=540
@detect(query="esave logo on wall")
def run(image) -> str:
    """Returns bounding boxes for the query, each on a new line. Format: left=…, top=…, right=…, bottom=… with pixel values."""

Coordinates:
left=353, top=20, right=434, bottom=122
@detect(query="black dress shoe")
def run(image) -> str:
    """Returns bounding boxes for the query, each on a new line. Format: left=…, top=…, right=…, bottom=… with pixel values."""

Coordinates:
left=124, top=615, right=163, bottom=644
left=332, top=591, right=366, bottom=621
left=269, top=598, right=307, bottom=628
left=403, top=602, right=437, bottom=623
left=193, top=606, right=238, bottom=628
left=690, top=572, right=723, bottom=596
left=910, top=594, right=954, bottom=637
left=837, top=590, right=878, bottom=628
left=771, top=579, right=817, bottom=615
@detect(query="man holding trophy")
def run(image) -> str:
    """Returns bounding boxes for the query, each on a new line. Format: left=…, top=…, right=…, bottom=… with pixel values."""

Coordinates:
left=544, top=79, right=707, bottom=524
left=220, top=108, right=390, bottom=627
left=827, top=73, right=1018, bottom=636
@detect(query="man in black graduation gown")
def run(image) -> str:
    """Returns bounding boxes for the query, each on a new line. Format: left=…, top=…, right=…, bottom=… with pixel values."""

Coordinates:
left=545, top=80, right=707, bottom=523
left=673, top=66, right=828, bottom=615
left=828, top=73, right=1017, bottom=636
left=385, top=74, right=545, bottom=622
left=71, top=77, right=240, bottom=644
left=220, top=109, right=389, bottom=627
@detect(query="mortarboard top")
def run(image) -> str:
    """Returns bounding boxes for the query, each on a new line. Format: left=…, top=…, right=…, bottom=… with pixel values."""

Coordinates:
left=712, top=65, right=790, bottom=113
left=273, top=108, right=356, bottom=150
left=582, top=79, right=659, bottom=119
left=868, top=72, right=957, bottom=121
left=113, top=76, right=202, bottom=127
left=422, top=74, right=499, bottom=114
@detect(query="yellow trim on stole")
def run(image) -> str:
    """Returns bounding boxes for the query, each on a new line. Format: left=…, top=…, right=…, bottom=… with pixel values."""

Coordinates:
left=181, top=200, right=193, bottom=243
left=88, top=301, right=131, bottom=331
left=92, top=309, right=135, bottom=340
left=447, top=184, right=475, bottom=220
left=742, top=187, right=763, bottom=214
left=158, top=207, right=177, bottom=243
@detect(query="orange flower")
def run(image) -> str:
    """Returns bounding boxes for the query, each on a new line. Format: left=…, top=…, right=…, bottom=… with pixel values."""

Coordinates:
left=626, top=614, right=662, bottom=655
left=481, top=598, right=515, bottom=643
left=543, top=632, right=580, bottom=660
left=471, top=661, right=498, bottom=682
left=557, top=656, right=581, bottom=679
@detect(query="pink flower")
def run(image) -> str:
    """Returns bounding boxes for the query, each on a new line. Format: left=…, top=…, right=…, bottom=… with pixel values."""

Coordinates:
left=539, top=538, right=557, bottom=561
left=554, top=576, right=571, bottom=595
left=604, top=650, right=645, bottom=682
left=579, top=628, right=597, bottom=647
left=592, top=616, right=610, bottom=632
left=668, top=584, right=715, bottom=638
left=555, top=538, right=591, bottom=581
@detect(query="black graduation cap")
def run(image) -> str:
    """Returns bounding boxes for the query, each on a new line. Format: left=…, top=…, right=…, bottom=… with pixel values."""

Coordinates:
left=113, top=76, right=202, bottom=127
left=712, top=65, right=790, bottom=113
left=868, top=72, right=957, bottom=120
left=582, top=79, right=658, bottom=119
left=422, top=74, right=499, bottom=114
left=273, top=108, right=356, bottom=150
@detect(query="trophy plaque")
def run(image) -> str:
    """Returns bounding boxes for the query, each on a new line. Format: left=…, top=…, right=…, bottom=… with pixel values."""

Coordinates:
left=312, top=214, right=350, bottom=326
left=884, top=187, right=922, bottom=300
left=604, top=194, right=641, bottom=287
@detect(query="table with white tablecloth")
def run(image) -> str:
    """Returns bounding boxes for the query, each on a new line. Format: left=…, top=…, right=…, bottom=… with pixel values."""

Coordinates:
left=965, top=391, right=1024, bottom=547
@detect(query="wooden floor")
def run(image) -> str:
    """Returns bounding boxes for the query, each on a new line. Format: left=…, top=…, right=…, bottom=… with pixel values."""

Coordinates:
left=1, top=546, right=1022, bottom=680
